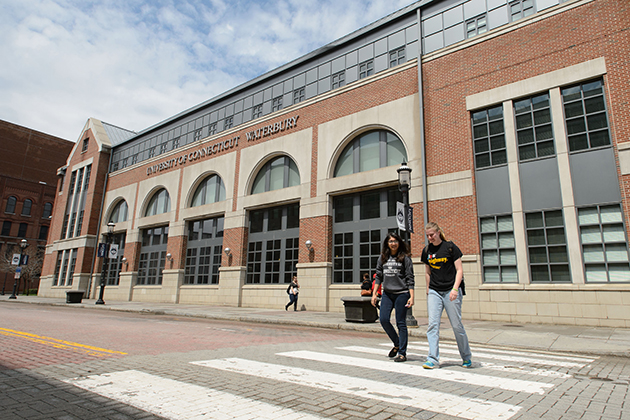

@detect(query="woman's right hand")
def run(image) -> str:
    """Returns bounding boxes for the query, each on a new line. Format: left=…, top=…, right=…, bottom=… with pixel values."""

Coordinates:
left=371, top=294, right=378, bottom=307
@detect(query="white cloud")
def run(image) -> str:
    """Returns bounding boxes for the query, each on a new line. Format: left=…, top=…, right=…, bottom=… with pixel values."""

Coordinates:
left=0, top=0, right=415, bottom=141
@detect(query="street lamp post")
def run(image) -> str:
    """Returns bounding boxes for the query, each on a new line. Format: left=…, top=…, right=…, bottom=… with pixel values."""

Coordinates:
left=9, top=239, right=29, bottom=299
left=397, top=162, right=418, bottom=327
left=96, top=222, right=115, bottom=305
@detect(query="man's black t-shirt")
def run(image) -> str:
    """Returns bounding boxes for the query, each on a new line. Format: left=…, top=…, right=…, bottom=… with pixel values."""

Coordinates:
left=421, top=241, right=463, bottom=292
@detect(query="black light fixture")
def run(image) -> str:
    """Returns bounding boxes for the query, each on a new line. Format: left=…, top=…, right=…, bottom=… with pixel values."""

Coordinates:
left=397, top=162, right=417, bottom=328
left=96, top=222, right=115, bottom=305
left=9, top=239, right=29, bottom=299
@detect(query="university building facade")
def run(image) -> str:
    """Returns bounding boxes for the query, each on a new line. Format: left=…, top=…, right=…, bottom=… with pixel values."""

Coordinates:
left=39, top=0, right=630, bottom=327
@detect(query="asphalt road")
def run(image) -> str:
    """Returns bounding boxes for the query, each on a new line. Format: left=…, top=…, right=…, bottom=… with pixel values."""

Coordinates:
left=1, top=303, right=628, bottom=420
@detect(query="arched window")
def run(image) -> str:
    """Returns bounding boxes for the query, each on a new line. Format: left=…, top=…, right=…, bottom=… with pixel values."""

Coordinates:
left=21, top=199, right=32, bottom=216
left=42, top=202, right=53, bottom=219
left=333, top=130, right=407, bottom=177
left=5, top=196, right=17, bottom=213
left=251, top=156, right=300, bottom=194
left=191, top=174, right=226, bottom=207
left=109, top=200, right=129, bottom=223
left=145, top=189, right=170, bottom=217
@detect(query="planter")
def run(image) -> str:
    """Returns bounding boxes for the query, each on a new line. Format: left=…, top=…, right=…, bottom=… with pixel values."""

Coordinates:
left=66, top=290, right=85, bottom=304
left=340, top=296, right=378, bottom=323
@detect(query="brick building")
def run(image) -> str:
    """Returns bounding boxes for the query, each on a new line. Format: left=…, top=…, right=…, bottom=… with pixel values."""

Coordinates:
left=39, top=0, right=630, bottom=327
left=1, top=119, right=74, bottom=295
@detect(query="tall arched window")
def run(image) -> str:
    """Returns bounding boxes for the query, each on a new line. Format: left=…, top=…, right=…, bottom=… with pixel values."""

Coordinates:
left=333, top=130, right=407, bottom=177
left=5, top=196, right=17, bottom=213
left=251, top=156, right=300, bottom=194
left=42, top=202, right=53, bottom=219
left=191, top=174, right=226, bottom=207
left=145, top=189, right=170, bottom=216
left=21, top=199, right=32, bottom=216
left=109, top=200, right=129, bottom=223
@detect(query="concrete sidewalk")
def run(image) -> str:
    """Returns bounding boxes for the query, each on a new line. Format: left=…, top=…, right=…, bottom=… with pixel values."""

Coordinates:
left=2, top=295, right=629, bottom=357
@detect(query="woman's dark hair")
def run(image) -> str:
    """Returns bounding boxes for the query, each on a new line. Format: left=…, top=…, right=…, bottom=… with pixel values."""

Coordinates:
left=380, top=232, right=409, bottom=263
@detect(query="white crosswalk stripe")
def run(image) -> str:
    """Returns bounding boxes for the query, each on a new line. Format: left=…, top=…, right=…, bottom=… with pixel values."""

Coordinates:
left=402, top=342, right=595, bottom=368
left=192, top=358, right=521, bottom=420
left=342, top=345, right=575, bottom=378
left=278, top=350, right=553, bottom=394
left=64, top=370, right=326, bottom=420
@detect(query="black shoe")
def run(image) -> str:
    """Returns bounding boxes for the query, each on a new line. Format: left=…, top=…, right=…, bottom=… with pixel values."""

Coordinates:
left=388, top=347, right=399, bottom=358
left=285, top=306, right=288, bottom=311
left=394, top=354, right=407, bottom=362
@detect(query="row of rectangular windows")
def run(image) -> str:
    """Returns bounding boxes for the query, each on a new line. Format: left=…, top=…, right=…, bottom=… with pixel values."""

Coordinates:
left=1, top=221, right=48, bottom=240
left=4, top=198, right=53, bottom=218
left=481, top=204, right=630, bottom=283
left=473, top=79, right=610, bottom=169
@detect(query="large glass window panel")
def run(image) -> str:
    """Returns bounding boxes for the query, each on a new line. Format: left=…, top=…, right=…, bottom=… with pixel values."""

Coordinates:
left=583, top=244, right=605, bottom=263
left=563, top=79, right=611, bottom=152
left=145, top=189, right=170, bottom=216
left=479, top=215, right=517, bottom=283
left=109, top=200, right=128, bottom=223
left=246, top=203, right=299, bottom=284
left=360, top=192, right=380, bottom=220
left=514, top=93, right=554, bottom=161
left=498, top=232, right=515, bottom=248
left=386, top=132, right=406, bottom=167
left=585, top=265, right=607, bottom=282
left=500, top=249, right=517, bottom=265
left=334, top=130, right=407, bottom=177
left=578, top=204, right=630, bottom=282
left=333, top=188, right=401, bottom=284
left=251, top=156, right=300, bottom=194
left=191, top=175, right=225, bottom=207
left=335, top=145, right=354, bottom=177
left=472, top=106, right=505, bottom=170
left=609, top=265, right=630, bottom=282
left=526, top=210, right=570, bottom=282
left=359, top=131, right=380, bottom=172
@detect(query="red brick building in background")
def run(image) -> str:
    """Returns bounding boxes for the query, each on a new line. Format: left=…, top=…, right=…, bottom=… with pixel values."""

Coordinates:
left=0, top=119, right=74, bottom=295
left=39, top=0, right=630, bottom=327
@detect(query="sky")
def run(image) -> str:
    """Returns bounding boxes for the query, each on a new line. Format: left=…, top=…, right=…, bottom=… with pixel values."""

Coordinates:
left=1, top=0, right=415, bottom=142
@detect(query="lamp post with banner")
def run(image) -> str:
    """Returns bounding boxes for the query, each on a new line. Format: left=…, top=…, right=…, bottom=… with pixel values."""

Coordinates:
left=397, top=162, right=417, bottom=327
left=9, top=239, right=29, bottom=299
left=96, top=222, right=115, bottom=305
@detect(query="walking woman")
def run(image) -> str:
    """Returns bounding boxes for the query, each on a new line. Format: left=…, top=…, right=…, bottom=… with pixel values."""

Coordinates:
left=420, top=222, right=472, bottom=369
left=285, top=276, right=299, bottom=311
left=371, top=232, right=414, bottom=362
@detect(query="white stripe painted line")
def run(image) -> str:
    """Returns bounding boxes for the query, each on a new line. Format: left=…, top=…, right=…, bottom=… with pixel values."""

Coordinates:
left=340, top=346, right=572, bottom=378
left=404, top=344, right=593, bottom=368
left=405, top=342, right=596, bottom=364
left=279, top=350, right=553, bottom=395
left=192, top=358, right=521, bottom=420
left=64, top=370, right=325, bottom=420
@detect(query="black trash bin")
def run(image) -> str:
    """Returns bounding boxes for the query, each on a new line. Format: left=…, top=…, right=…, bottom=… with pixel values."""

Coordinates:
left=340, top=296, right=378, bottom=323
left=66, top=290, right=85, bottom=304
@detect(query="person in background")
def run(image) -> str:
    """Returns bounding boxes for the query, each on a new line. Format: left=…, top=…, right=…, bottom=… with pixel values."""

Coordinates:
left=360, top=272, right=372, bottom=296
left=420, top=222, right=472, bottom=369
left=371, top=232, right=414, bottom=362
left=285, top=276, right=300, bottom=311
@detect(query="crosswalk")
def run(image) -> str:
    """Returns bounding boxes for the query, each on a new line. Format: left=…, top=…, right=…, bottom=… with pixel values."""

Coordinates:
left=64, top=341, right=596, bottom=420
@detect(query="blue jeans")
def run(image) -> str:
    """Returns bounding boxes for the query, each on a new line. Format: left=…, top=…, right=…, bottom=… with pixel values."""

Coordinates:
left=426, top=289, right=471, bottom=364
left=286, top=294, right=298, bottom=310
left=379, top=291, right=410, bottom=356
